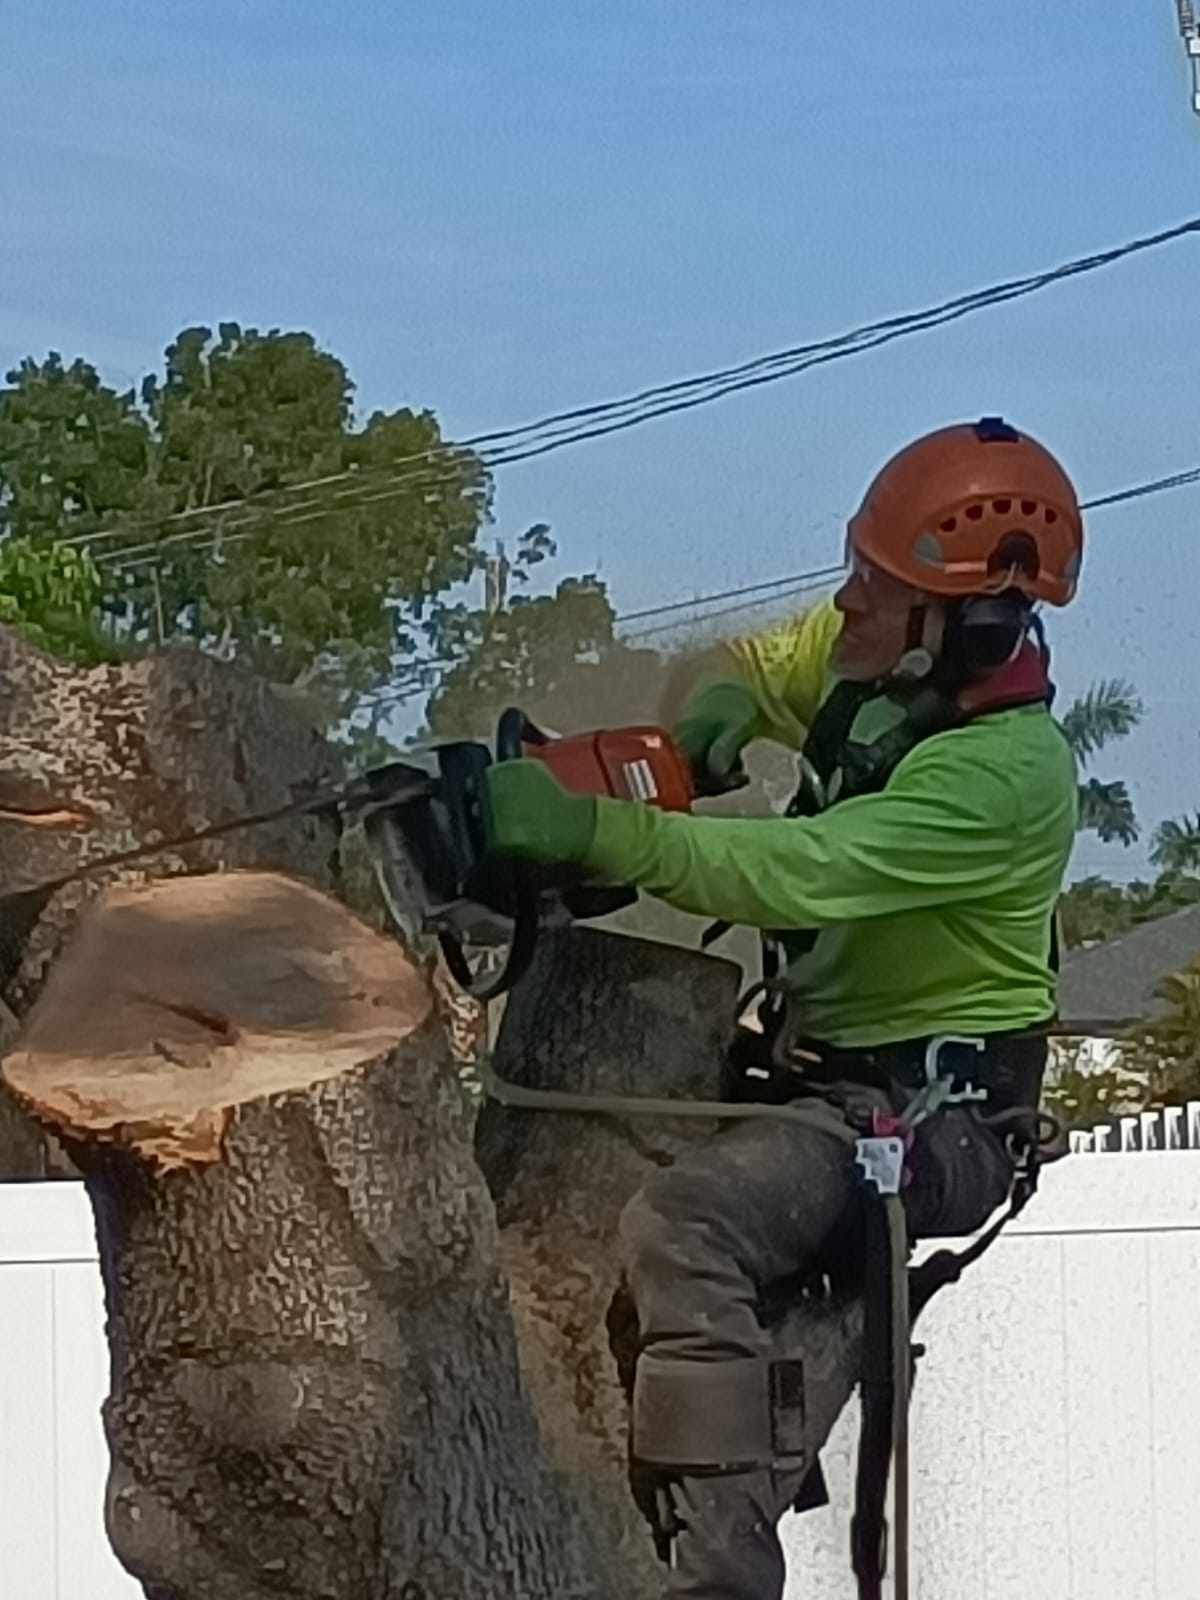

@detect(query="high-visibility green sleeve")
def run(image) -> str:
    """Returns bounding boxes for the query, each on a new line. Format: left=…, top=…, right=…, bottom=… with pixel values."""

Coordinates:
left=583, top=713, right=1070, bottom=929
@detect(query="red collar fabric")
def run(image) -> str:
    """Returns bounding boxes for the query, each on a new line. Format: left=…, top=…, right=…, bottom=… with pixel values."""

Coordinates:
left=957, top=639, right=1052, bottom=719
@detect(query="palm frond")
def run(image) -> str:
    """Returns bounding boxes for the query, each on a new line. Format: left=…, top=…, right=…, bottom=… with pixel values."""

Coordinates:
left=1077, top=777, right=1139, bottom=846
left=1059, top=678, right=1144, bottom=765
left=1150, top=813, right=1200, bottom=871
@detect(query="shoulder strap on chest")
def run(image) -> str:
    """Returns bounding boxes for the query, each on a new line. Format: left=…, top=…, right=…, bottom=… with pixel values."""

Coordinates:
left=798, top=681, right=958, bottom=810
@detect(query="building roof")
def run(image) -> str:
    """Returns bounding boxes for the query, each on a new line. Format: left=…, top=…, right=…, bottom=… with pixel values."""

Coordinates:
left=1057, top=902, right=1200, bottom=1036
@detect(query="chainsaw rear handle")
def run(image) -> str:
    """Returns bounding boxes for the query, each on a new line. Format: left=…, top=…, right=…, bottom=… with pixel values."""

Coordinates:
left=427, top=708, right=554, bottom=1003
left=496, top=707, right=551, bottom=762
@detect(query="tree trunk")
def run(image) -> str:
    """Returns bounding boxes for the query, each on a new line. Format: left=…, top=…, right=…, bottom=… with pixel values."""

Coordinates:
left=476, top=927, right=866, bottom=1599
left=476, top=927, right=743, bottom=1596
left=0, top=654, right=874, bottom=1600
left=0, top=626, right=343, bottom=1176
left=3, top=873, right=605, bottom=1600
left=0, top=991, right=40, bottom=1173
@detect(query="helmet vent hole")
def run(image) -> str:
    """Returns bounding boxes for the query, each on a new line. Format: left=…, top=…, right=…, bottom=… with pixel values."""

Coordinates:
left=1021, top=499, right=1037, bottom=515
left=988, top=532, right=1040, bottom=579
left=992, top=498, right=1012, bottom=514
left=965, top=504, right=984, bottom=522
left=1044, top=508, right=1058, bottom=524
left=940, top=517, right=957, bottom=533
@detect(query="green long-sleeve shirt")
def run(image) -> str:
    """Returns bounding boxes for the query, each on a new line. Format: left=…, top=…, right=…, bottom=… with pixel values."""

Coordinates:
left=585, top=604, right=1078, bottom=1047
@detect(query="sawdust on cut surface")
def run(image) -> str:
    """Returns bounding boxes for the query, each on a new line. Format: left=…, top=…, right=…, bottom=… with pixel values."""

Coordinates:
left=2, top=871, right=430, bottom=1169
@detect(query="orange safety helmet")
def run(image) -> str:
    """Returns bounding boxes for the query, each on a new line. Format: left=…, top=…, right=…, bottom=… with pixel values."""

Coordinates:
left=846, top=417, right=1083, bottom=606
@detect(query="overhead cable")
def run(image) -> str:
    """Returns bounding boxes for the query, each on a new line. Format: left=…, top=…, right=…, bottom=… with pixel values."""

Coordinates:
left=1079, top=464, right=1200, bottom=512
left=613, top=564, right=844, bottom=625
left=616, top=460, right=1200, bottom=634
left=622, top=574, right=842, bottom=640
left=62, top=212, right=1200, bottom=571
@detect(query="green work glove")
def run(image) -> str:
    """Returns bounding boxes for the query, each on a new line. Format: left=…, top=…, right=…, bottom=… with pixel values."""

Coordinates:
left=484, top=758, right=599, bottom=866
left=672, top=679, right=760, bottom=794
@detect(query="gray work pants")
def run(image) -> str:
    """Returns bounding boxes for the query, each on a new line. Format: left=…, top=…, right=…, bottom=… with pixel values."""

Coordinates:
left=618, top=1115, right=867, bottom=1600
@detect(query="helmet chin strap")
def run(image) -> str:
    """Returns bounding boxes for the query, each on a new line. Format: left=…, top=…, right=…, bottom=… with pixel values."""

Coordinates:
left=889, top=602, right=936, bottom=685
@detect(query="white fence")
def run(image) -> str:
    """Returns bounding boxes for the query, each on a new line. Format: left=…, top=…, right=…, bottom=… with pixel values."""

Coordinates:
left=1066, top=1098, right=1200, bottom=1155
left=3, top=1155, right=1200, bottom=1600
left=0, top=1183, right=139, bottom=1598
left=784, top=1146, right=1200, bottom=1599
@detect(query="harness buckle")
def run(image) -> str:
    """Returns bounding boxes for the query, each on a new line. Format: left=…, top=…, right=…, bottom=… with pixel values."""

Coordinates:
left=925, top=1033, right=988, bottom=1099
left=854, top=1135, right=907, bottom=1196
left=891, top=1034, right=989, bottom=1134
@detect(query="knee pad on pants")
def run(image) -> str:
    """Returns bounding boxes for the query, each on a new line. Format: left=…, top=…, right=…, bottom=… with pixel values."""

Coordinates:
left=631, top=1353, right=809, bottom=1472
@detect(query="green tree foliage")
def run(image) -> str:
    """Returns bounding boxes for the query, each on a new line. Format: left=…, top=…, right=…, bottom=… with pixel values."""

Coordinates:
left=1052, top=681, right=1200, bottom=953
left=1047, top=955, right=1200, bottom=1128
left=1043, top=1053, right=1148, bottom=1129
left=1058, top=678, right=1144, bottom=846
left=0, top=538, right=120, bottom=665
left=1121, top=958, right=1200, bottom=1104
left=1075, top=778, right=1139, bottom=847
left=421, top=527, right=674, bottom=741
left=1058, top=870, right=1200, bottom=950
left=1056, top=874, right=1137, bottom=949
left=0, top=326, right=490, bottom=714
left=1150, top=813, right=1200, bottom=873
left=1058, top=677, right=1143, bottom=762
left=0, top=354, right=150, bottom=541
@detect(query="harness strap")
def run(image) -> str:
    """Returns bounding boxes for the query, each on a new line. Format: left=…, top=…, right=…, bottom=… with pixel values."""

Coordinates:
left=847, top=1089, right=1056, bottom=1600
left=850, top=1189, right=910, bottom=1600
left=908, top=1169, right=1038, bottom=1318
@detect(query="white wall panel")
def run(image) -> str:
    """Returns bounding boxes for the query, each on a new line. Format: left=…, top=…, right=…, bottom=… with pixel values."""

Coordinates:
left=5, top=1151, right=1200, bottom=1600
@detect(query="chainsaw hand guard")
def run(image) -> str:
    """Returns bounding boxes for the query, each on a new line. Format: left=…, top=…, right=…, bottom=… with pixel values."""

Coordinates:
left=360, top=708, right=694, bottom=1001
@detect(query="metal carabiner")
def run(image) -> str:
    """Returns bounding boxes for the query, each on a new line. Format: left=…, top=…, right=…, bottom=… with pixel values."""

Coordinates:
left=898, top=1035, right=989, bottom=1133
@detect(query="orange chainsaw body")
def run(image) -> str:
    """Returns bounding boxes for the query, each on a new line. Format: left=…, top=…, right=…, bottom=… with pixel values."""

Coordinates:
left=525, top=726, right=694, bottom=812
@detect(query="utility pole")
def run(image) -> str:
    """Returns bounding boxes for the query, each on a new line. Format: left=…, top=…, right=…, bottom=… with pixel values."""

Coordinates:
left=484, top=539, right=511, bottom=617
left=151, top=562, right=166, bottom=645
left=1178, top=0, right=1200, bottom=116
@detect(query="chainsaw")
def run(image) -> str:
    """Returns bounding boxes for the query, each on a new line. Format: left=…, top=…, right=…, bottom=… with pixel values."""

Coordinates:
left=358, top=707, right=696, bottom=1000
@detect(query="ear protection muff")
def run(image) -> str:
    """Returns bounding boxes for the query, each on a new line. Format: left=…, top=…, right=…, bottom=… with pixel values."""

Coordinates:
left=941, top=592, right=1032, bottom=681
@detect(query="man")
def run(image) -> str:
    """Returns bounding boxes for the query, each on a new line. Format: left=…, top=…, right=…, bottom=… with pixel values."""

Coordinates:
left=485, top=418, right=1082, bottom=1598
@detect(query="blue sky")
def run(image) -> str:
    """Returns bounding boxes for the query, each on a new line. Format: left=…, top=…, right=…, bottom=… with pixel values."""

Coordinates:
left=3, top=0, right=1198, bottom=878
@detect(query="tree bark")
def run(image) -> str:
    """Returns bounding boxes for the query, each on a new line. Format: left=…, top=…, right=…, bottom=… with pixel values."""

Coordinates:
left=476, top=927, right=742, bottom=1596
left=477, top=927, right=866, bottom=1599
left=0, top=991, right=39, bottom=1173
left=0, top=626, right=342, bottom=1176
left=3, top=872, right=606, bottom=1600
left=0, top=616, right=875, bottom=1599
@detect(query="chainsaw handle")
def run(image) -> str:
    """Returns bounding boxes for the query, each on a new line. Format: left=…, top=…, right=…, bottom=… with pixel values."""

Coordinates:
left=496, top=706, right=551, bottom=763
left=430, top=706, right=549, bottom=1003
left=437, top=899, right=540, bottom=1003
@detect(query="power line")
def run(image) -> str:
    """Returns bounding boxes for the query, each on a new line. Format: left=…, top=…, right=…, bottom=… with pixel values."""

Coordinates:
left=1078, top=464, right=1200, bottom=512
left=355, top=563, right=847, bottom=709
left=343, top=449, right=1200, bottom=706
left=371, top=563, right=845, bottom=684
left=66, top=212, right=1200, bottom=572
left=614, top=564, right=844, bottom=625
left=93, top=451, right=1200, bottom=703
left=623, top=574, right=841, bottom=640
left=617, top=459, right=1200, bottom=633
